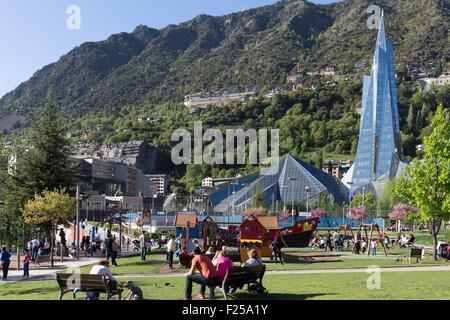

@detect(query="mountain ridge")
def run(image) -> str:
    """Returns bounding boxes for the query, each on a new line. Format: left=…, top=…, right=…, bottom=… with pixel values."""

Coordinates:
left=1, top=0, right=449, bottom=117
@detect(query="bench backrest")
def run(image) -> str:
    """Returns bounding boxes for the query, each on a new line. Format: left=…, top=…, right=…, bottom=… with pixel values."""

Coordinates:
left=56, top=273, right=107, bottom=291
left=223, top=265, right=266, bottom=287
left=410, top=248, right=423, bottom=257
left=36, top=255, right=50, bottom=262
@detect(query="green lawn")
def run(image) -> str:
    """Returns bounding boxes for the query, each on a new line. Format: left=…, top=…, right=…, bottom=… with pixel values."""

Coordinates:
left=76, top=253, right=168, bottom=274
left=66, top=245, right=448, bottom=275
left=1, top=271, right=449, bottom=300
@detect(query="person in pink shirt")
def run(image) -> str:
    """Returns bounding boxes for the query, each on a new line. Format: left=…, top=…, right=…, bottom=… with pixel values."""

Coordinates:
left=212, top=250, right=234, bottom=283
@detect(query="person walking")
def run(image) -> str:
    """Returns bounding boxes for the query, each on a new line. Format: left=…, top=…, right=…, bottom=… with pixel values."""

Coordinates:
left=325, top=231, right=333, bottom=252
left=166, top=235, right=177, bottom=269
left=272, top=234, right=284, bottom=265
left=353, top=232, right=361, bottom=254
left=105, top=236, right=113, bottom=262
left=1, top=247, right=11, bottom=280
left=23, top=249, right=31, bottom=277
left=139, top=231, right=147, bottom=261
left=59, top=228, right=67, bottom=249
left=85, top=235, right=91, bottom=256
left=111, top=236, right=119, bottom=267
left=31, top=237, right=39, bottom=261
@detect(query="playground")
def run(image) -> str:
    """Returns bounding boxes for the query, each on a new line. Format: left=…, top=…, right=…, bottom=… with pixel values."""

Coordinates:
left=0, top=224, right=449, bottom=300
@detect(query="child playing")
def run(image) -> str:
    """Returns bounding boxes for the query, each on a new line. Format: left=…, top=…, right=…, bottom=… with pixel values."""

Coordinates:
left=371, top=239, right=378, bottom=256
left=23, top=249, right=31, bottom=277
left=361, top=240, right=367, bottom=254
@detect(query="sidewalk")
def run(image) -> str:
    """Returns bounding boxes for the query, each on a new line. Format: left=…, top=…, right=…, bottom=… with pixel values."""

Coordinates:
left=1, top=257, right=102, bottom=283
left=1, top=251, right=137, bottom=283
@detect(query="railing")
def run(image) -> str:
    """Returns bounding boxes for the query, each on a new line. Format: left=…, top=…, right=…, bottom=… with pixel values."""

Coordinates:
left=122, top=213, right=386, bottom=230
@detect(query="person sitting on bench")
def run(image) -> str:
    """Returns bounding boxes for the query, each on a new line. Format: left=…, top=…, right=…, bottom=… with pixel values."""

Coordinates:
left=406, top=233, right=415, bottom=246
left=183, top=247, right=219, bottom=300
left=88, top=260, right=119, bottom=300
left=242, top=249, right=263, bottom=267
left=178, top=244, right=192, bottom=267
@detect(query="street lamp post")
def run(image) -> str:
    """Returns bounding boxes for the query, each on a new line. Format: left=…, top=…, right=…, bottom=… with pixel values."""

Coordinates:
left=347, top=181, right=353, bottom=206
left=305, top=186, right=310, bottom=215
left=287, top=177, right=298, bottom=225
left=362, top=187, right=366, bottom=207
left=76, top=186, right=80, bottom=261
left=280, top=185, right=288, bottom=214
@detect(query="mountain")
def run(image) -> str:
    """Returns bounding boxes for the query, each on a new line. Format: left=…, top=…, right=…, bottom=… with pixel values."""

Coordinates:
left=0, top=0, right=449, bottom=117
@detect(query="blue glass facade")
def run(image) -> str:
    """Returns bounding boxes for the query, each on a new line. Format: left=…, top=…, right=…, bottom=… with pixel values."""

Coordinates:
left=210, top=154, right=349, bottom=214
left=351, top=14, right=400, bottom=190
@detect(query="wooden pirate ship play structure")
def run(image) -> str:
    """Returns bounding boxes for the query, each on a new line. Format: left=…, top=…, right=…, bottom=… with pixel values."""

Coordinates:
left=173, top=213, right=320, bottom=262
left=278, top=217, right=320, bottom=247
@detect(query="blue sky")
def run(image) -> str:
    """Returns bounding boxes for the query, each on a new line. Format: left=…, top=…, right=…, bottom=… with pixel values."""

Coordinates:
left=0, top=0, right=337, bottom=98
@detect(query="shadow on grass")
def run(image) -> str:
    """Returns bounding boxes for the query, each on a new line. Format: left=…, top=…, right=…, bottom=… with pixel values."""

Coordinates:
left=3, top=286, right=55, bottom=296
left=224, top=292, right=330, bottom=300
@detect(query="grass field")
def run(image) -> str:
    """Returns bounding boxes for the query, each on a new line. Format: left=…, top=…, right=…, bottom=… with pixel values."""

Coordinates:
left=62, top=241, right=449, bottom=276
left=1, top=271, right=449, bottom=300
left=1, top=228, right=448, bottom=300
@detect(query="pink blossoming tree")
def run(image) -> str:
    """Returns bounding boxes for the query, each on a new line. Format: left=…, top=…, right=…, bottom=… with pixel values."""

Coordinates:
left=347, top=205, right=368, bottom=221
left=388, top=203, right=419, bottom=221
left=310, top=208, right=327, bottom=219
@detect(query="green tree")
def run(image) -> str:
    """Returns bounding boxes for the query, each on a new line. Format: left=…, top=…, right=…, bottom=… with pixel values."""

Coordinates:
left=406, top=104, right=416, bottom=134
left=22, top=189, right=75, bottom=266
left=350, top=191, right=376, bottom=213
left=251, top=181, right=268, bottom=209
left=395, top=105, right=450, bottom=260
left=0, top=92, right=74, bottom=248
left=377, top=179, right=400, bottom=212
left=15, top=92, right=75, bottom=193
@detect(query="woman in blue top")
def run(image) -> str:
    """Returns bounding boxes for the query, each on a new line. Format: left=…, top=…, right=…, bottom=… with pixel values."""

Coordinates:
left=1, top=247, right=11, bottom=280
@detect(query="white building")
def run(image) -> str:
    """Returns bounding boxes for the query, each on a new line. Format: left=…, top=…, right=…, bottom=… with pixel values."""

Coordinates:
left=146, top=174, right=169, bottom=196
left=202, top=177, right=214, bottom=187
left=419, top=73, right=450, bottom=88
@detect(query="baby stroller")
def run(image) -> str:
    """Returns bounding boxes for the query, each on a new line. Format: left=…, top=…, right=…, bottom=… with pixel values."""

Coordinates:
left=133, top=240, right=141, bottom=252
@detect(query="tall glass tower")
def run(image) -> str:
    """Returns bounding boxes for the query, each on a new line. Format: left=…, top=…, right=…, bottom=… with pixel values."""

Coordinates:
left=344, top=13, right=401, bottom=192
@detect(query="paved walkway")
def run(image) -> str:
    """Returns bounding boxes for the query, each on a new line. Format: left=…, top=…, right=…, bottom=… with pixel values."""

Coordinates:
left=1, top=251, right=137, bottom=283
left=0, top=257, right=102, bottom=283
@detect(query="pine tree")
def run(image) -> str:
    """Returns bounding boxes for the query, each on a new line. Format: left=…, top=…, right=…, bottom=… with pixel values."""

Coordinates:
left=406, top=105, right=415, bottom=134
left=2, top=92, right=75, bottom=246
left=16, top=92, right=75, bottom=194
left=251, top=181, right=268, bottom=209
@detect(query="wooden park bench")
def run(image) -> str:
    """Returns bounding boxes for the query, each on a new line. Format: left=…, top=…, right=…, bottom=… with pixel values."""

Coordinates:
left=407, top=247, right=424, bottom=263
left=209, top=265, right=267, bottom=300
left=34, top=255, right=51, bottom=268
left=56, top=273, right=124, bottom=300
